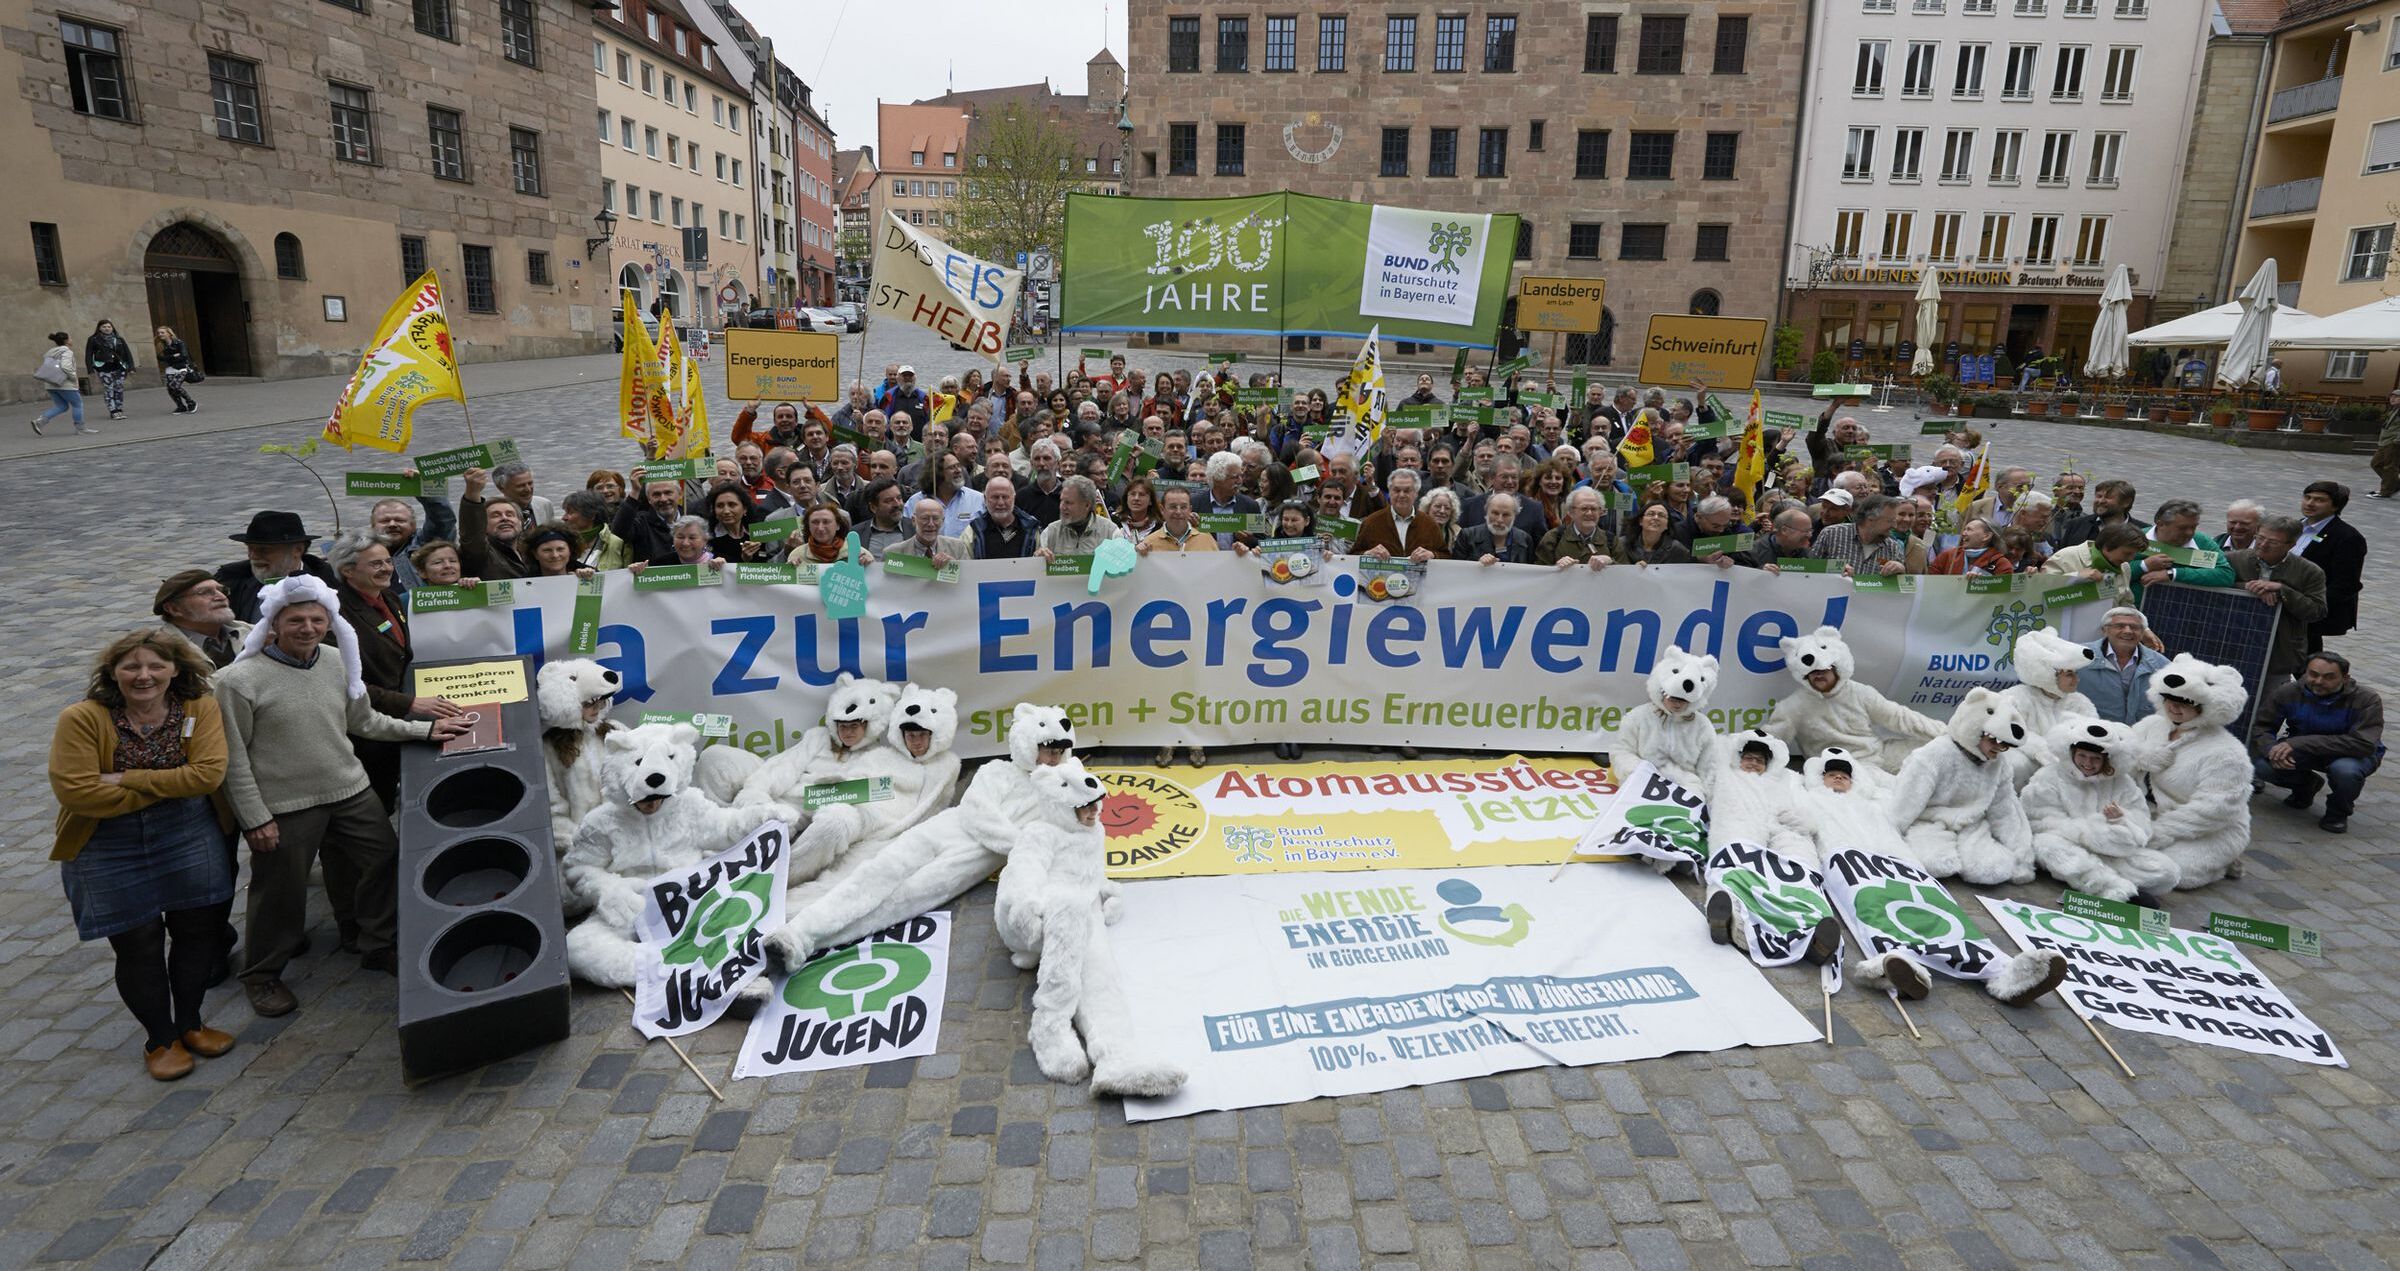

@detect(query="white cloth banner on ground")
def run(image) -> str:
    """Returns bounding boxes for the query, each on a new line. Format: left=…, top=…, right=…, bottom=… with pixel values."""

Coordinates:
left=414, top=558, right=2105, bottom=760
left=1571, top=762, right=1708, bottom=868
left=734, top=912, right=953, bottom=1078
left=1980, top=898, right=2345, bottom=1067
left=632, top=820, right=789, bottom=1038
left=1823, top=848, right=2006, bottom=982
left=1704, top=842, right=1835, bottom=969
left=1112, top=866, right=1820, bottom=1120
left=870, top=213, right=1024, bottom=363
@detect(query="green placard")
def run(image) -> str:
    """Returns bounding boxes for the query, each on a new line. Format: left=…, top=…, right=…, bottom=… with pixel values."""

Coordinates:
left=731, top=562, right=800, bottom=585
left=802, top=775, right=896, bottom=811
left=1046, top=553, right=1095, bottom=577
left=1518, top=390, right=1565, bottom=409
left=1454, top=386, right=1494, bottom=404
left=1492, top=355, right=1532, bottom=379
left=633, top=563, right=706, bottom=591
left=1692, top=532, right=1754, bottom=557
left=414, top=438, right=520, bottom=480
left=1965, top=574, right=2021, bottom=594
left=881, top=552, right=961, bottom=582
left=2145, top=542, right=2222, bottom=570
left=1626, top=462, right=1688, bottom=488
left=2207, top=912, right=2323, bottom=956
left=637, top=710, right=734, bottom=738
left=1776, top=557, right=1834, bottom=574
left=1289, top=464, right=1321, bottom=484
left=1004, top=345, right=1042, bottom=363
left=1846, top=443, right=1912, bottom=463
left=409, top=583, right=487, bottom=613
left=2039, top=580, right=2103, bottom=607
left=830, top=422, right=870, bottom=449
left=1195, top=512, right=1267, bottom=535
left=1449, top=405, right=1494, bottom=427
left=1314, top=513, right=1362, bottom=540
left=1209, top=351, right=1245, bottom=364
left=748, top=517, right=800, bottom=545
left=1919, top=419, right=1960, bottom=435
left=1233, top=387, right=1282, bottom=407
left=568, top=575, right=603, bottom=655
left=1765, top=410, right=1808, bottom=431
left=345, top=471, right=424, bottom=497
left=1682, top=418, right=1736, bottom=441
left=1080, top=347, right=1113, bottom=360
left=1811, top=384, right=1875, bottom=398
left=2061, top=890, right=2171, bottom=938
left=1570, top=372, right=1588, bottom=404
left=1850, top=573, right=1901, bottom=592
left=638, top=456, right=713, bottom=482
left=1390, top=404, right=1443, bottom=428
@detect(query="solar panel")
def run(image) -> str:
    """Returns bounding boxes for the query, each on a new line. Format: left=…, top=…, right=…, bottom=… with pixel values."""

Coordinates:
left=2139, top=581, right=2278, bottom=737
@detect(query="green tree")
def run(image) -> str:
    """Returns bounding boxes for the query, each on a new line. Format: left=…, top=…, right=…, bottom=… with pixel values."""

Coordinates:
left=941, top=102, right=1094, bottom=263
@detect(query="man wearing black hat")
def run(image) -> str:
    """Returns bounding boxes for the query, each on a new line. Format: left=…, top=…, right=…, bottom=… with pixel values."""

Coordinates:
left=212, top=512, right=338, bottom=624
left=155, top=571, right=251, bottom=668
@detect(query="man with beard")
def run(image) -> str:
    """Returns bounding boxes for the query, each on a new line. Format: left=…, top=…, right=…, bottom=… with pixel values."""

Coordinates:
left=155, top=571, right=250, bottom=669
left=211, top=512, right=337, bottom=623
left=366, top=490, right=455, bottom=594
left=457, top=467, right=530, bottom=579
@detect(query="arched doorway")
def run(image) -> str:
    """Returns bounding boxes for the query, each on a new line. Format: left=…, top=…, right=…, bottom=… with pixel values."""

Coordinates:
left=144, top=222, right=253, bottom=376
left=618, top=263, right=646, bottom=312
left=657, top=270, right=684, bottom=321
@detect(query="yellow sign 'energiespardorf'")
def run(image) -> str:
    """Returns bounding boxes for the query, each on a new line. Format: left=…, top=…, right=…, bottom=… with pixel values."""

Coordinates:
left=723, top=328, right=841, bottom=401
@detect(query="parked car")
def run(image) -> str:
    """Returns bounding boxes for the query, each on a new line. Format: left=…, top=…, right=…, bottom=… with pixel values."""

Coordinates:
left=827, top=302, right=866, bottom=333
left=799, top=307, right=847, bottom=332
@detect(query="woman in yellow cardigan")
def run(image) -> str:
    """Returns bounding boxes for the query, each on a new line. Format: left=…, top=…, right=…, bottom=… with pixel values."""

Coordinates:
left=49, top=630, right=239, bottom=1081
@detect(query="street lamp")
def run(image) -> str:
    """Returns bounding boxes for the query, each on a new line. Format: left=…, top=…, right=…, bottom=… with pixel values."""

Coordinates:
left=585, top=207, right=618, bottom=259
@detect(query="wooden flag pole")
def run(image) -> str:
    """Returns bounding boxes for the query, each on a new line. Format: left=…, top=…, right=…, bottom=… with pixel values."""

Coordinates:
left=621, top=988, right=726, bottom=1100
left=1822, top=988, right=1835, bottom=1044
left=1887, top=990, right=1922, bottom=1040
left=2073, top=1004, right=2137, bottom=1079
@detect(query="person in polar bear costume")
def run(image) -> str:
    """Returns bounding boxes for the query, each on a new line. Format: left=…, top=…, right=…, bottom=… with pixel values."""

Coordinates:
left=1615, top=648, right=1725, bottom=796
left=1701, top=730, right=1843, bottom=964
left=763, top=703, right=1091, bottom=974
left=995, top=759, right=1186, bottom=1097
left=561, top=723, right=800, bottom=988
left=536, top=659, right=623, bottom=858
left=2026, top=719, right=2174, bottom=905
left=1995, top=628, right=2097, bottom=789
left=780, top=683, right=962, bottom=877
left=2130, top=655, right=2254, bottom=889
left=1795, top=748, right=2067, bottom=1005
left=1764, top=626, right=1942, bottom=774
left=1886, top=687, right=2034, bottom=884
left=690, top=672, right=899, bottom=807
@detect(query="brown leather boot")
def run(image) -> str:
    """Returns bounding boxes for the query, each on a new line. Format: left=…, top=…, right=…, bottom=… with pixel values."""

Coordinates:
left=180, top=1026, right=236, bottom=1058
left=145, top=1041, right=194, bottom=1081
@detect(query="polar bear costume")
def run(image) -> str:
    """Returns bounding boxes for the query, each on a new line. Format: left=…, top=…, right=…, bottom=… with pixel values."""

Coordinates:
left=1886, top=687, right=2034, bottom=884
left=1797, top=748, right=2068, bottom=1006
left=999, top=760, right=1186, bottom=1097
left=1996, top=628, right=2097, bottom=789
left=1765, top=626, right=1942, bottom=774
left=691, top=672, right=899, bottom=806
left=763, top=703, right=1083, bottom=971
left=1614, top=648, right=1725, bottom=796
left=1702, top=731, right=1842, bottom=963
left=2026, top=719, right=2173, bottom=903
left=562, top=723, right=800, bottom=987
left=537, top=659, right=623, bottom=856
left=782, top=684, right=963, bottom=879
left=2129, top=655, right=2254, bottom=889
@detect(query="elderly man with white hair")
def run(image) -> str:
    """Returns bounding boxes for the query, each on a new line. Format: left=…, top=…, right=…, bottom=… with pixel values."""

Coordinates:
left=1198, top=450, right=1262, bottom=549
left=886, top=497, right=967, bottom=567
left=2077, top=606, right=2170, bottom=724
left=2222, top=499, right=2265, bottom=553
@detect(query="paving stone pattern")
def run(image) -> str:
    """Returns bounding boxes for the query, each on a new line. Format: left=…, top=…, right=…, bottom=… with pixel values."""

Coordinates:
left=2, top=355, right=2396, bottom=1269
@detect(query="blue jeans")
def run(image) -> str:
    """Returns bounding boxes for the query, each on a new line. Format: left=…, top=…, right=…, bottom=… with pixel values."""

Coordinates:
left=36, top=388, right=82, bottom=426
left=2252, top=752, right=2377, bottom=816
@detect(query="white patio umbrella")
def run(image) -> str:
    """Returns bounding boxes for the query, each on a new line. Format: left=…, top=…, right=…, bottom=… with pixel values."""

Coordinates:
left=2215, top=259, right=2280, bottom=389
left=2083, top=264, right=2132, bottom=380
left=2127, top=300, right=2315, bottom=347
left=1911, top=268, right=1941, bottom=375
left=2270, top=295, right=2400, bottom=349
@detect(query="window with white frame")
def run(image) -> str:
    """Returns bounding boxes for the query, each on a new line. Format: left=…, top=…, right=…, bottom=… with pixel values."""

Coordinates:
left=2052, top=46, right=2086, bottom=100
left=2366, top=119, right=2400, bottom=174
left=1864, top=0, right=1894, bottom=11
left=1880, top=211, right=1914, bottom=258
left=2115, top=0, right=2145, bottom=11
left=2087, top=131, right=2122, bottom=185
left=1977, top=213, right=2011, bottom=263
left=1844, top=126, right=1878, bottom=179
left=1941, top=128, right=1975, bottom=181
left=1914, top=0, right=1943, bottom=10
left=2326, top=351, right=2370, bottom=381
left=1964, top=0, right=1994, bottom=10
left=1833, top=209, right=1866, bottom=258
left=2101, top=47, right=2136, bottom=100
left=1854, top=41, right=1887, bottom=94
left=2003, top=44, right=2037, bottom=98
left=2063, top=0, right=2094, bottom=14
left=1954, top=44, right=1987, bottom=97
left=2025, top=215, right=2060, bottom=264
left=1902, top=43, right=1938, bottom=97
left=2038, top=131, right=2073, bottom=185
left=1892, top=127, right=1925, bottom=181
left=1929, top=212, right=1963, bottom=262
left=1990, top=129, right=2024, bottom=183
left=2346, top=224, right=2393, bottom=280
left=2072, top=215, right=2110, bottom=266
left=2015, top=0, right=2044, bottom=12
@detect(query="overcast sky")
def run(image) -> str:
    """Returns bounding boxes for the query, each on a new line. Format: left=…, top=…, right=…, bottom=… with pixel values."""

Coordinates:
left=751, top=0, right=1128, bottom=156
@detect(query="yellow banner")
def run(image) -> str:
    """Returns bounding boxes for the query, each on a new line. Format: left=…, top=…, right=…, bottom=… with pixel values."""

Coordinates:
left=1637, top=315, right=1770, bottom=392
left=322, top=271, right=464, bottom=453
left=677, top=327, right=711, bottom=458
left=723, top=327, right=840, bottom=401
left=1517, top=275, right=1607, bottom=334
left=1095, top=754, right=1619, bottom=879
left=619, top=290, right=671, bottom=455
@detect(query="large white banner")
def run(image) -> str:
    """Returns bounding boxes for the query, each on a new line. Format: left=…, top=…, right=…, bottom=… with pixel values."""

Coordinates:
left=1981, top=898, right=2346, bottom=1067
left=1111, top=866, right=1820, bottom=1120
left=870, top=213, right=1023, bottom=363
left=414, top=558, right=2104, bottom=760
left=1359, top=206, right=1492, bottom=328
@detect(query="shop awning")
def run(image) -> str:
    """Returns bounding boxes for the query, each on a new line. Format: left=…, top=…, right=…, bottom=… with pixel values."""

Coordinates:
left=2127, top=301, right=2316, bottom=348
left=2270, top=295, right=2400, bottom=351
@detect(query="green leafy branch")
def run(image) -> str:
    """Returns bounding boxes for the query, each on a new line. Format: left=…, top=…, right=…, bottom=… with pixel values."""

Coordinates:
left=258, top=436, right=343, bottom=535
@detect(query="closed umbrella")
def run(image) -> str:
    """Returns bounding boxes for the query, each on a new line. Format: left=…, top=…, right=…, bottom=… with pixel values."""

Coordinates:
left=1911, top=268, right=1941, bottom=375
left=2083, top=264, right=2131, bottom=380
left=2215, top=259, right=2280, bottom=389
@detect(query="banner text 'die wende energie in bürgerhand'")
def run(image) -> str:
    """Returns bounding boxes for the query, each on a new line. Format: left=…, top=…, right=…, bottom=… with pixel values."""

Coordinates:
left=414, top=557, right=2104, bottom=761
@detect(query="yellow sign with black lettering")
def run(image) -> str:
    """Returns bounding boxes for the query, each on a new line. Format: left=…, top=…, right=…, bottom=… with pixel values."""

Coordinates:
left=723, top=328, right=840, bottom=401
left=1638, top=315, right=1770, bottom=391
left=1517, top=276, right=1607, bottom=334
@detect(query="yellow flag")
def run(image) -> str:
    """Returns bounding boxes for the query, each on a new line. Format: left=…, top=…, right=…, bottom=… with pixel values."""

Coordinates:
left=651, top=321, right=689, bottom=460
left=1330, top=326, right=1387, bottom=459
left=1617, top=413, right=1655, bottom=470
left=1951, top=442, right=1991, bottom=521
left=677, top=333, right=712, bottom=459
left=322, top=271, right=463, bottom=452
left=618, top=289, right=667, bottom=454
left=1732, top=389, right=1766, bottom=515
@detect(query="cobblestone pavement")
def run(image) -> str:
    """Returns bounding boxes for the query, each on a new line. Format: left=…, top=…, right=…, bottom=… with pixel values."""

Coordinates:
left=2, top=334, right=2397, bottom=1270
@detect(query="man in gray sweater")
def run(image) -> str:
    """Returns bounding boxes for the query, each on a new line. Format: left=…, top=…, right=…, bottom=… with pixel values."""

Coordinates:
left=216, top=578, right=470, bottom=1018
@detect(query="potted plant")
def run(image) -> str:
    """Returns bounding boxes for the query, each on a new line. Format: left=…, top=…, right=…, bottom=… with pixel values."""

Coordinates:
left=2025, top=395, right=2053, bottom=417
left=2207, top=396, right=2240, bottom=429
left=2057, top=388, right=2083, bottom=418
left=2167, top=402, right=2196, bottom=425
left=2246, top=402, right=2288, bottom=431
left=1921, top=373, right=1959, bottom=415
left=2300, top=410, right=2329, bottom=435
left=1809, top=349, right=1843, bottom=385
left=1976, top=392, right=2015, bottom=418
left=2332, top=402, right=2385, bottom=435
left=1773, top=324, right=1805, bottom=379
left=2102, top=393, right=2129, bottom=421
left=2143, top=401, right=2168, bottom=423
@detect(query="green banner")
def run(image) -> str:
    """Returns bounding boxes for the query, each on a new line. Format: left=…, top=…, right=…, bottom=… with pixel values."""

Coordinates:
left=1765, top=410, right=1807, bottom=432
left=1846, top=443, right=1912, bottom=463
left=2207, top=912, right=2323, bottom=956
left=2146, top=541, right=2222, bottom=570
left=748, top=517, right=800, bottom=545
left=1570, top=372, right=1588, bottom=405
left=634, top=563, right=721, bottom=591
left=1449, top=405, right=1494, bottom=427
left=1776, top=557, right=1834, bottom=574
left=1626, top=462, right=1688, bottom=488
left=1060, top=192, right=1520, bottom=348
left=1197, top=512, right=1266, bottom=535
left=1682, top=418, right=1737, bottom=441
left=1288, top=464, right=1321, bottom=484
left=1965, top=574, right=2021, bottom=595
left=2037, top=579, right=2103, bottom=607
left=802, top=775, right=895, bottom=811
left=409, top=583, right=487, bottom=613
left=638, top=457, right=714, bottom=481
left=1811, top=384, right=1875, bottom=398
left=1390, top=404, right=1443, bottom=428
left=1046, top=554, right=1095, bottom=577
left=731, top=562, right=800, bottom=585
left=568, top=575, right=603, bottom=655
left=2061, top=890, right=2170, bottom=938
left=637, top=710, right=734, bottom=738
left=346, top=471, right=425, bottom=497
left=414, top=438, right=520, bottom=480
left=1454, top=386, right=1494, bottom=404
left=1314, top=514, right=1362, bottom=540
left=1518, top=390, right=1565, bottom=409
left=1492, top=355, right=1532, bottom=379
left=1920, top=419, right=1960, bottom=435
left=1850, top=574, right=1902, bottom=592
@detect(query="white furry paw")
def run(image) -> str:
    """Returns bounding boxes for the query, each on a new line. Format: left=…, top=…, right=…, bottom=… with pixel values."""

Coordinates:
left=1092, top=1060, right=1187, bottom=1099
left=1988, top=949, right=2067, bottom=1008
left=1030, top=1026, right=1091, bottom=1085
left=1011, top=951, right=1040, bottom=971
left=1099, top=881, right=1125, bottom=925
left=762, top=925, right=812, bottom=977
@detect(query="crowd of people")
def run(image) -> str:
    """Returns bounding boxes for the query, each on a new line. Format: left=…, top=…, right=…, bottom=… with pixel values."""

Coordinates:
left=29, top=321, right=200, bottom=437
left=45, top=350, right=2385, bottom=1079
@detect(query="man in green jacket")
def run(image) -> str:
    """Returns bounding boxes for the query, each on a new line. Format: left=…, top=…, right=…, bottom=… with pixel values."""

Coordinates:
left=2133, top=498, right=2235, bottom=600
left=2372, top=388, right=2400, bottom=499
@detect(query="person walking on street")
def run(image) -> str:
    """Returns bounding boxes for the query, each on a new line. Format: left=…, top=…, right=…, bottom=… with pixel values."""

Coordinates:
left=30, top=331, right=90, bottom=436
left=86, top=320, right=135, bottom=421
left=154, top=325, right=199, bottom=414
left=2369, top=389, right=2400, bottom=499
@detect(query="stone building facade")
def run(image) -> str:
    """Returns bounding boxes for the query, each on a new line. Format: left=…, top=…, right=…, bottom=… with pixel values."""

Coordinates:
left=1123, top=2, right=1804, bottom=372
left=2153, top=20, right=2272, bottom=328
left=3, top=0, right=608, bottom=399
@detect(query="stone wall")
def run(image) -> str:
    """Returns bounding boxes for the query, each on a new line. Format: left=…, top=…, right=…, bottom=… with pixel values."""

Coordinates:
left=2157, top=37, right=2269, bottom=323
